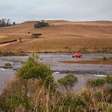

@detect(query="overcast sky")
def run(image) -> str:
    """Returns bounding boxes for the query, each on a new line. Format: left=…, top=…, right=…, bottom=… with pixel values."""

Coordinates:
left=0, top=0, right=112, bottom=22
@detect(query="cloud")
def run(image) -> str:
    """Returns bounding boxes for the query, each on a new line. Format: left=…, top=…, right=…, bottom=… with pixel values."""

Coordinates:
left=0, top=0, right=112, bottom=22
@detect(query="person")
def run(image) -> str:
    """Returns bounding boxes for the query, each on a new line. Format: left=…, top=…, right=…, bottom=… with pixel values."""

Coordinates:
left=72, top=51, right=82, bottom=58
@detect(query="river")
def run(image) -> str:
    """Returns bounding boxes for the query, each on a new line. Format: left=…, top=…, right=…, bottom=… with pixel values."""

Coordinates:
left=0, top=53, right=112, bottom=93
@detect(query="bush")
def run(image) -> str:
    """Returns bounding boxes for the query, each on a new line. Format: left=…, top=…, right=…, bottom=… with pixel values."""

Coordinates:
left=58, top=74, right=78, bottom=90
left=106, top=75, right=112, bottom=84
left=88, top=78, right=106, bottom=87
left=17, top=57, right=55, bottom=90
left=34, top=20, right=49, bottom=28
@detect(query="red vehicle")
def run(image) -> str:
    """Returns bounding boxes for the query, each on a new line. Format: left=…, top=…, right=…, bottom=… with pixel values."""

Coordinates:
left=72, top=52, right=82, bottom=58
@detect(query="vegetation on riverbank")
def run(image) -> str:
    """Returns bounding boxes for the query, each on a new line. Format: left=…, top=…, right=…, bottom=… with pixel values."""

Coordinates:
left=58, top=74, right=78, bottom=91
left=0, top=56, right=112, bottom=112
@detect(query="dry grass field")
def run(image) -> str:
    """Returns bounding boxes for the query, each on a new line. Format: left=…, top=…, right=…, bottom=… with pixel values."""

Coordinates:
left=0, top=20, right=112, bottom=53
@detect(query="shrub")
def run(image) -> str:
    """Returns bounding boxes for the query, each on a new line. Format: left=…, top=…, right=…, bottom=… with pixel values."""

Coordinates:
left=17, top=57, right=55, bottom=90
left=58, top=74, right=78, bottom=90
left=34, top=20, right=49, bottom=28
left=106, top=75, right=112, bottom=84
left=17, top=57, right=51, bottom=79
left=88, top=78, right=105, bottom=87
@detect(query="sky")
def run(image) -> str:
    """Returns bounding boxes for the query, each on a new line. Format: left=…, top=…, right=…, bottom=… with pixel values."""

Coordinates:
left=0, top=0, right=112, bottom=22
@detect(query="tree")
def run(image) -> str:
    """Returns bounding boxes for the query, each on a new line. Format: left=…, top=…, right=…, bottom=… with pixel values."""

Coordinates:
left=34, top=20, right=49, bottom=28
left=13, top=22, right=16, bottom=25
left=0, top=18, right=15, bottom=27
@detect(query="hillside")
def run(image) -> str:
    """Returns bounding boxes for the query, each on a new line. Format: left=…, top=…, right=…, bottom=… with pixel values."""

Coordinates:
left=0, top=20, right=112, bottom=53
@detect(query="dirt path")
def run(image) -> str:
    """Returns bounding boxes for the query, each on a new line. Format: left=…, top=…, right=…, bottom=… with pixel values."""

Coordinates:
left=0, top=42, right=17, bottom=47
left=0, top=38, right=33, bottom=47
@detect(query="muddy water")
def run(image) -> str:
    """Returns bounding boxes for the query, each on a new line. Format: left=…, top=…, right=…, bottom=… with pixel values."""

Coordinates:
left=39, top=53, right=112, bottom=74
left=0, top=69, right=14, bottom=94
left=0, top=53, right=112, bottom=93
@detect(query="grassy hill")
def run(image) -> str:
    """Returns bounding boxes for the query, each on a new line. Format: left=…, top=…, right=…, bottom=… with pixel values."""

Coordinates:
left=0, top=20, right=112, bottom=53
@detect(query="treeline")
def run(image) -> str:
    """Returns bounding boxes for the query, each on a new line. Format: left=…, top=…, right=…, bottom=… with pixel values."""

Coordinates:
left=0, top=18, right=15, bottom=27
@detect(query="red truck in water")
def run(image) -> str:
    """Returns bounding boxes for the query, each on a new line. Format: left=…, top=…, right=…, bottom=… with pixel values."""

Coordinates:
left=72, top=51, right=82, bottom=58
